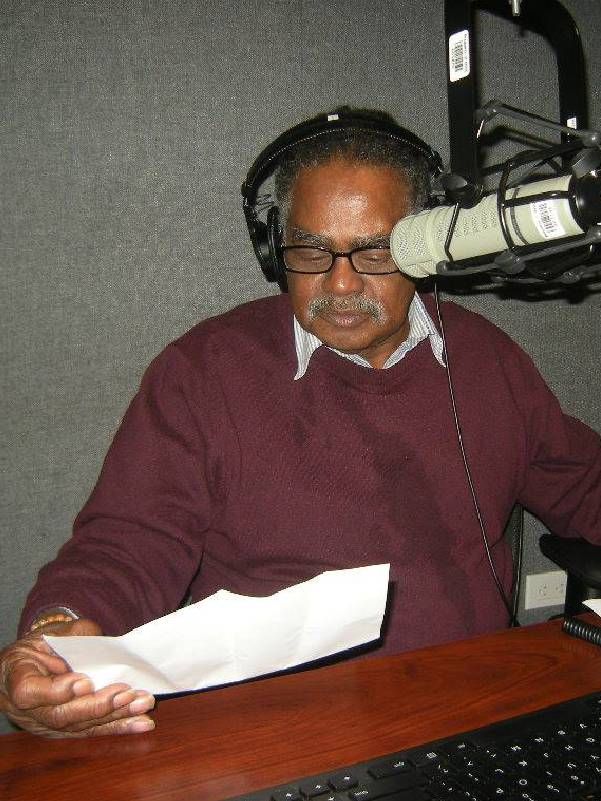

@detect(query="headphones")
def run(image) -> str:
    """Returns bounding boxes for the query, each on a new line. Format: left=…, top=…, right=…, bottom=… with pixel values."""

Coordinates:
left=241, top=107, right=444, bottom=288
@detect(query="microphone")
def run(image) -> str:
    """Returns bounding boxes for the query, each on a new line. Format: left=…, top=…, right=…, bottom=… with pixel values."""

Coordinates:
left=390, top=172, right=601, bottom=279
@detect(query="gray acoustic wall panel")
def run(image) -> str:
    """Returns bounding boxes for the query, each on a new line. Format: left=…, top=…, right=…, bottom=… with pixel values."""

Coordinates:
left=1, top=0, right=600, bottom=733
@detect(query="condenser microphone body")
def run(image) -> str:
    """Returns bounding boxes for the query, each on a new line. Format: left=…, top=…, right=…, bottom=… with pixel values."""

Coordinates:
left=390, top=175, right=588, bottom=278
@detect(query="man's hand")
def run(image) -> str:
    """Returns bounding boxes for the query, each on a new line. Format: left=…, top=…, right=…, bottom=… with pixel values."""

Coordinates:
left=0, top=618, right=155, bottom=737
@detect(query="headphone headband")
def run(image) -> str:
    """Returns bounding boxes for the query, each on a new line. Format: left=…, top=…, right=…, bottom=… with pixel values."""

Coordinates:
left=242, top=109, right=442, bottom=204
left=241, top=108, right=443, bottom=286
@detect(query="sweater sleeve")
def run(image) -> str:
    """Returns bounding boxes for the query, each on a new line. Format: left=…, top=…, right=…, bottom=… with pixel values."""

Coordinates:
left=19, top=344, right=222, bottom=636
left=510, top=344, right=601, bottom=542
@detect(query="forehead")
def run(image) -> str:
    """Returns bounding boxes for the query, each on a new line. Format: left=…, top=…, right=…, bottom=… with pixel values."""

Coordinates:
left=286, top=158, right=412, bottom=243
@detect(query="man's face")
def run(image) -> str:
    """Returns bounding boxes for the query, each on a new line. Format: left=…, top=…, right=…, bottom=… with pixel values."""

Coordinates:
left=285, top=158, right=416, bottom=369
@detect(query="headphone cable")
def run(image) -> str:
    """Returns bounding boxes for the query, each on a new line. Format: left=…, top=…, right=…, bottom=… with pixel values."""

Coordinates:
left=433, top=283, right=519, bottom=627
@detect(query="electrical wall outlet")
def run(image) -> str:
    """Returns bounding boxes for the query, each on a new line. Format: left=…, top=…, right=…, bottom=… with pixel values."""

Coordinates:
left=524, top=570, right=567, bottom=609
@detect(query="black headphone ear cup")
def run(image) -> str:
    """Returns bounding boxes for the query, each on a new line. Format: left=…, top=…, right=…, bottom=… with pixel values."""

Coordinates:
left=249, top=218, right=273, bottom=281
left=266, top=206, right=288, bottom=290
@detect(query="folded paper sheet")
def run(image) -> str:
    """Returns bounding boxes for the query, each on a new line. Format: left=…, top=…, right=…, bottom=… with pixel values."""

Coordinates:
left=45, top=563, right=390, bottom=695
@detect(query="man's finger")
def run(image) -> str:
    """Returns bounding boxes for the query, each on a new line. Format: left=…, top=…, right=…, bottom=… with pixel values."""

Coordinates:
left=55, top=691, right=157, bottom=735
left=6, top=658, right=95, bottom=711
left=35, top=685, right=155, bottom=736
left=40, top=713, right=156, bottom=739
left=87, top=714, right=155, bottom=737
left=34, top=682, right=134, bottom=727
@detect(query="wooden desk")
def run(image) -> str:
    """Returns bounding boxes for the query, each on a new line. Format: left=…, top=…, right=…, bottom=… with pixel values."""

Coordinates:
left=2, top=618, right=601, bottom=801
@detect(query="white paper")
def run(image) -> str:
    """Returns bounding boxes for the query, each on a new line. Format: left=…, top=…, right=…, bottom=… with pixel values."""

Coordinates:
left=584, top=599, right=601, bottom=616
left=45, top=563, right=390, bottom=695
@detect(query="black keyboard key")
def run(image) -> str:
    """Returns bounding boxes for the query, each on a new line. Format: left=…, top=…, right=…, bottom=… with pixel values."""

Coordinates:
left=368, top=758, right=414, bottom=779
left=298, top=781, right=331, bottom=797
left=349, top=773, right=425, bottom=799
left=407, top=748, right=442, bottom=768
left=439, top=740, right=474, bottom=758
left=581, top=734, right=601, bottom=750
left=541, top=779, right=571, bottom=795
left=306, top=795, right=344, bottom=801
left=271, top=791, right=302, bottom=801
left=328, top=772, right=359, bottom=791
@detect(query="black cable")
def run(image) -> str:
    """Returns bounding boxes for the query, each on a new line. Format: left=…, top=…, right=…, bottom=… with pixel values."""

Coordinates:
left=434, top=284, right=518, bottom=626
left=510, top=508, right=524, bottom=627
left=563, top=616, right=601, bottom=647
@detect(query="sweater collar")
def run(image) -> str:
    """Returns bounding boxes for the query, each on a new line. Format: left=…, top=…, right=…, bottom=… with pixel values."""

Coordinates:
left=293, top=293, right=445, bottom=380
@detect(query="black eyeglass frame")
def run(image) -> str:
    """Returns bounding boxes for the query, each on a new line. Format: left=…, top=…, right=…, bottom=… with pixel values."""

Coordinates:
left=280, top=244, right=398, bottom=275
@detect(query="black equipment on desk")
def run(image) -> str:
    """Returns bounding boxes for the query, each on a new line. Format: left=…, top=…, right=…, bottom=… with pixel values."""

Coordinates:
left=228, top=690, right=601, bottom=801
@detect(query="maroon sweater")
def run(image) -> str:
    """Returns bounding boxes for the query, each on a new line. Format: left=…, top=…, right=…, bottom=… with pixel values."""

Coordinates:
left=21, top=294, right=601, bottom=655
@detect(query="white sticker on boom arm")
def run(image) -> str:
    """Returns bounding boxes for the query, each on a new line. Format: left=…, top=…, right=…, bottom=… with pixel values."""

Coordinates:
left=449, top=30, right=470, bottom=82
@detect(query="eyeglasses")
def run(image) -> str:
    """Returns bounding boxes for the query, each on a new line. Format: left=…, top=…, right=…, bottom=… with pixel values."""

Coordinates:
left=281, top=245, right=398, bottom=275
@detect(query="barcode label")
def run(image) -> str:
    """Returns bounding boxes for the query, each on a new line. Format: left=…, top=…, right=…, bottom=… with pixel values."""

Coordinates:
left=449, top=30, right=470, bottom=82
left=531, top=200, right=567, bottom=240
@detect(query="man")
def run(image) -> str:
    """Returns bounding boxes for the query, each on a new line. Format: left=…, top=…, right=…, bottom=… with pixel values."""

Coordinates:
left=2, top=109, right=600, bottom=737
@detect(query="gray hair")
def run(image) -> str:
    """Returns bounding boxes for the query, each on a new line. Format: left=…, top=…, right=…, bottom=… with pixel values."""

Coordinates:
left=274, top=112, right=433, bottom=229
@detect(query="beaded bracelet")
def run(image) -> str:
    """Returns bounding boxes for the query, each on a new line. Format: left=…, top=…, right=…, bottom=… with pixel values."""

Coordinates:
left=29, top=610, right=78, bottom=632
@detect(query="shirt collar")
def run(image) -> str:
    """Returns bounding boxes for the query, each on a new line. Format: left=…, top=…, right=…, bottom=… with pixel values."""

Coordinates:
left=293, top=294, right=445, bottom=380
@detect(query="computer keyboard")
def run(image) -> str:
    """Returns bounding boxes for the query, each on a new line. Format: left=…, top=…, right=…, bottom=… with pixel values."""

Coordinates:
left=227, top=691, right=601, bottom=801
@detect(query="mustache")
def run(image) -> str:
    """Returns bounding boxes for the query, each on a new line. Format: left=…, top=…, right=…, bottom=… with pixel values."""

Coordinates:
left=307, top=294, right=386, bottom=322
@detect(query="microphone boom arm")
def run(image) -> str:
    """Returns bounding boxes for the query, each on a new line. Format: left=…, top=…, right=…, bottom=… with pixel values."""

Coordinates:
left=439, top=0, right=601, bottom=283
left=444, top=0, right=588, bottom=203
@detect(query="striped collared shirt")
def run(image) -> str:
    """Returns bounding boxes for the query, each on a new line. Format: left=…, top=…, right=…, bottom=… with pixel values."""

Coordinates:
left=293, top=293, right=445, bottom=380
